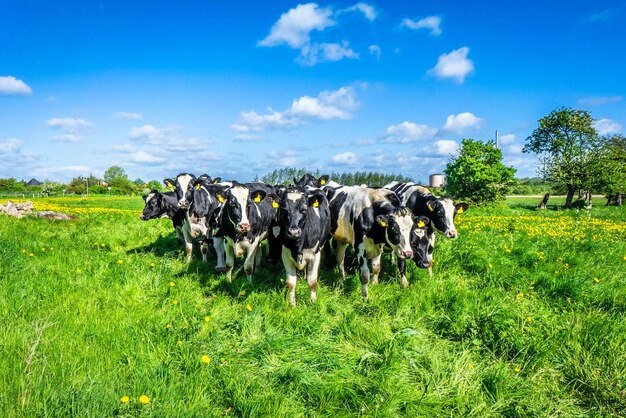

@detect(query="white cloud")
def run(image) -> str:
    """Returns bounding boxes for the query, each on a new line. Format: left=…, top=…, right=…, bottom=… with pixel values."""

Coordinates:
left=331, top=151, right=358, bottom=165
left=0, top=76, right=32, bottom=95
left=32, top=165, right=92, bottom=179
left=231, top=86, right=359, bottom=132
left=51, top=134, right=84, bottom=143
left=298, top=41, right=358, bottom=66
left=233, top=134, right=267, bottom=142
left=342, top=3, right=377, bottom=21
left=578, top=96, right=622, bottom=106
left=267, top=149, right=303, bottom=167
left=401, top=15, right=442, bottom=35
left=129, top=151, right=166, bottom=164
left=0, top=138, right=22, bottom=154
left=46, top=117, right=93, bottom=131
left=368, top=44, right=381, bottom=60
left=259, top=3, right=335, bottom=49
left=129, top=124, right=162, bottom=141
left=354, top=138, right=374, bottom=146
left=428, top=47, right=474, bottom=83
left=115, top=112, right=143, bottom=120
left=433, top=140, right=459, bottom=156
left=499, top=133, right=516, bottom=144
left=595, top=118, right=622, bottom=135
left=382, top=121, right=438, bottom=143
left=441, top=112, right=483, bottom=134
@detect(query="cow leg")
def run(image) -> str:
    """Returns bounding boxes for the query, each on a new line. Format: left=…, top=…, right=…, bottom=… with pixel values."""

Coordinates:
left=176, top=226, right=184, bottom=246
left=224, top=239, right=235, bottom=282
left=355, top=243, right=370, bottom=298
left=182, top=225, right=194, bottom=263
left=427, top=234, right=435, bottom=277
left=254, top=243, right=263, bottom=268
left=213, top=237, right=227, bottom=272
left=282, top=246, right=298, bottom=307
left=371, top=252, right=382, bottom=285
left=336, top=242, right=348, bottom=279
left=398, top=258, right=408, bottom=288
left=201, top=238, right=209, bottom=263
left=307, top=252, right=321, bottom=304
left=244, top=238, right=261, bottom=280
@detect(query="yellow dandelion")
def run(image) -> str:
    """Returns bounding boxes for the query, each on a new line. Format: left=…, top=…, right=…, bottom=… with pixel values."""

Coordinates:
left=505, top=247, right=511, bottom=253
left=41, top=248, right=46, bottom=252
left=594, top=277, right=600, bottom=283
left=221, top=357, right=226, bottom=363
left=239, top=290, right=246, bottom=297
left=21, top=249, right=26, bottom=253
left=469, top=364, right=475, bottom=370
left=526, top=316, right=533, bottom=322
left=516, top=292, right=523, bottom=301
left=117, top=259, right=123, bottom=264
left=166, top=323, right=172, bottom=329
left=514, top=366, right=521, bottom=373
left=204, top=316, right=211, bottom=322
left=201, top=355, right=211, bottom=364
left=139, top=395, right=150, bottom=404
left=76, top=268, right=82, bottom=273
left=177, top=340, right=183, bottom=345
left=101, top=243, right=106, bottom=248
left=623, top=255, right=626, bottom=261
left=150, top=262, right=156, bottom=267
left=50, top=247, right=54, bottom=251
left=564, top=263, right=569, bottom=269
left=29, top=253, right=34, bottom=257
left=172, top=300, right=178, bottom=305
left=120, top=396, right=129, bottom=404
left=246, top=304, right=252, bottom=312
left=168, top=281, right=175, bottom=287
left=488, top=263, right=493, bottom=269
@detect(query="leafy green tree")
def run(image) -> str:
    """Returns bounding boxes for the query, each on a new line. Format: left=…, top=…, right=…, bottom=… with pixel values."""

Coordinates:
left=261, top=167, right=414, bottom=187
left=444, top=138, right=516, bottom=205
left=0, top=178, right=26, bottom=192
left=523, top=107, right=603, bottom=207
left=597, top=134, right=626, bottom=205
left=146, top=180, right=164, bottom=192
left=103, top=165, right=128, bottom=186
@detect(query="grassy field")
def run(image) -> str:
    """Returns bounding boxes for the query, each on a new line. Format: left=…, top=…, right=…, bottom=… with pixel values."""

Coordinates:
left=1, top=195, right=625, bottom=417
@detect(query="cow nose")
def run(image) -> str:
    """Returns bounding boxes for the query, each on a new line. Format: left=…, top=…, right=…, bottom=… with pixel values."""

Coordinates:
left=402, top=250, right=413, bottom=259
left=446, top=230, right=457, bottom=238
left=420, top=260, right=432, bottom=269
left=237, top=223, right=250, bottom=232
left=178, top=199, right=189, bottom=208
left=139, top=214, right=146, bottom=220
left=288, top=227, right=301, bottom=238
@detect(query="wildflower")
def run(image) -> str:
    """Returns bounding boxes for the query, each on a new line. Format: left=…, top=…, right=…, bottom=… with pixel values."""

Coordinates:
left=526, top=316, right=533, bottom=322
left=139, top=395, right=150, bottom=404
left=564, top=263, right=569, bottom=269
left=488, top=263, right=493, bottom=269
left=41, top=248, right=46, bottom=252
left=202, top=355, right=211, bottom=364
left=469, top=364, right=475, bottom=370
left=594, top=277, right=600, bottom=283
left=172, top=300, right=178, bottom=305
left=49, top=247, right=54, bottom=251
left=239, top=290, right=246, bottom=297
left=120, top=396, right=129, bottom=404
left=76, top=268, right=82, bottom=273
left=150, top=262, right=156, bottom=268
left=246, top=304, right=252, bottom=312
left=117, top=259, right=123, bottom=264
left=221, top=357, right=226, bottom=363
left=516, top=292, right=523, bottom=301
left=504, top=247, right=511, bottom=253
left=29, top=253, right=34, bottom=257
left=514, top=366, right=521, bottom=373
left=21, top=249, right=26, bottom=253
left=177, top=340, right=183, bottom=345
left=166, top=323, right=172, bottom=329
left=168, top=281, right=175, bottom=287
left=204, top=316, right=211, bottom=322
left=101, top=243, right=106, bottom=248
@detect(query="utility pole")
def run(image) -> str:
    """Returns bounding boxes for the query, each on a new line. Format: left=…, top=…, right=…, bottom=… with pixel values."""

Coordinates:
left=495, top=130, right=499, bottom=149
left=85, top=178, right=89, bottom=197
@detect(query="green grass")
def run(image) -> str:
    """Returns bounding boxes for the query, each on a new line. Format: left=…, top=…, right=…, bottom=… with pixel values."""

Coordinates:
left=1, top=196, right=625, bottom=416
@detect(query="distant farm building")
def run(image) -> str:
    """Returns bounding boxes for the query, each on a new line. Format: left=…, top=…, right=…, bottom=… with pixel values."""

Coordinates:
left=429, top=174, right=444, bottom=188
left=25, top=178, right=42, bottom=187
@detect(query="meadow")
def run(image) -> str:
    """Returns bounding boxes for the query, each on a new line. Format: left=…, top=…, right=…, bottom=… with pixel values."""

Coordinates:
left=1, top=195, right=625, bottom=417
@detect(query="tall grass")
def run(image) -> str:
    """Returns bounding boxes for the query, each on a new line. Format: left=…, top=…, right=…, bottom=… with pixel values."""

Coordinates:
left=1, top=196, right=625, bottom=416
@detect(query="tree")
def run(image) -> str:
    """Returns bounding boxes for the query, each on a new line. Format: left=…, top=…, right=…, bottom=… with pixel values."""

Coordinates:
left=444, top=138, right=516, bottom=205
left=103, top=165, right=129, bottom=185
left=597, top=134, right=626, bottom=205
left=523, top=107, right=603, bottom=207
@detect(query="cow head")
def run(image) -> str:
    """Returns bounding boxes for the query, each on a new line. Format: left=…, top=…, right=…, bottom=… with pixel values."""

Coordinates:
left=222, top=185, right=266, bottom=234
left=424, top=196, right=469, bottom=238
left=376, top=207, right=414, bottom=259
left=276, top=188, right=327, bottom=240
left=409, top=216, right=432, bottom=269
left=294, top=173, right=331, bottom=188
left=163, top=173, right=196, bottom=209
left=140, top=190, right=166, bottom=220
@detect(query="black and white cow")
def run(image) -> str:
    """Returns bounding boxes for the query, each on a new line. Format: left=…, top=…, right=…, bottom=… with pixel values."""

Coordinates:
left=178, top=177, right=227, bottom=263
left=326, top=186, right=416, bottom=298
left=140, top=190, right=185, bottom=245
left=163, top=173, right=196, bottom=209
left=384, top=181, right=469, bottom=275
left=396, top=216, right=432, bottom=287
left=213, top=182, right=277, bottom=281
left=276, top=187, right=331, bottom=306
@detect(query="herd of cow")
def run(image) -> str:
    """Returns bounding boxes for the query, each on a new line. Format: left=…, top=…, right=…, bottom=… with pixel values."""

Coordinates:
left=140, top=173, right=469, bottom=306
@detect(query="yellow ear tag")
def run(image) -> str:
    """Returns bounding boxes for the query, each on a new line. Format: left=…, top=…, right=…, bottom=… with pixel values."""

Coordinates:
left=272, top=201, right=279, bottom=209
left=254, top=194, right=261, bottom=203
left=427, top=202, right=434, bottom=212
left=380, top=220, right=387, bottom=227
left=166, top=182, right=173, bottom=188
left=195, top=184, right=201, bottom=190
left=418, top=221, right=425, bottom=228
left=320, top=179, right=326, bottom=185
left=217, top=194, right=224, bottom=203
left=312, top=199, right=319, bottom=208
left=457, top=207, right=464, bottom=214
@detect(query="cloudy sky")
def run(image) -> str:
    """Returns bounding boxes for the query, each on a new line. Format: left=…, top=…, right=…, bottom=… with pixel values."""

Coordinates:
left=1, top=0, right=625, bottom=183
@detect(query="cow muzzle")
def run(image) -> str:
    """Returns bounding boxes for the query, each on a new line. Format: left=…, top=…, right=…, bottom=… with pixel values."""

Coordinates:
left=178, top=200, right=189, bottom=209
left=418, top=260, right=432, bottom=269
left=288, top=227, right=302, bottom=238
left=400, top=249, right=413, bottom=259
left=446, top=229, right=458, bottom=238
left=237, top=223, right=250, bottom=233
left=139, top=214, right=146, bottom=220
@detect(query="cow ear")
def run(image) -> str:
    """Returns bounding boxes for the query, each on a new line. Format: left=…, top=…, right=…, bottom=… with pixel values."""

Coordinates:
left=266, top=193, right=281, bottom=209
left=455, top=202, right=469, bottom=214
left=252, top=190, right=266, bottom=203
left=307, top=190, right=325, bottom=208
left=212, top=177, right=221, bottom=184
left=142, top=194, right=148, bottom=202
left=376, top=214, right=388, bottom=228
left=318, top=175, right=329, bottom=186
left=414, top=216, right=430, bottom=228
left=163, top=178, right=175, bottom=189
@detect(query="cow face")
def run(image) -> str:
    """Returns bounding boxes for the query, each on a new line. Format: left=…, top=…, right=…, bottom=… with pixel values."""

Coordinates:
left=164, top=173, right=195, bottom=209
left=140, top=190, right=166, bottom=220
left=294, top=173, right=330, bottom=188
left=426, top=197, right=467, bottom=238
left=278, top=189, right=325, bottom=240
left=409, top=216, right=432, bottom=269
left=222, top=185, right=266, bottom=234
left=377, top=207, right=414, bottom=259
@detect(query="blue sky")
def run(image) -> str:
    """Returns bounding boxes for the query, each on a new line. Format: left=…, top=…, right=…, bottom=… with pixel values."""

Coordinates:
left=1, top=0, right=625, bottom=183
